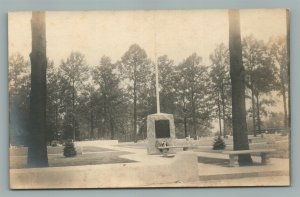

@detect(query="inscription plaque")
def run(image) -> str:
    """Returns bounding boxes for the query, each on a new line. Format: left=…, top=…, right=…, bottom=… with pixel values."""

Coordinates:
left=155, top=120, right=170, bottom=138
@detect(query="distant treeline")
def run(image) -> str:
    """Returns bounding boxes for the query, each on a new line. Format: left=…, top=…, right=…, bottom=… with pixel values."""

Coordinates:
left=9, top=35, right=288, bottom=145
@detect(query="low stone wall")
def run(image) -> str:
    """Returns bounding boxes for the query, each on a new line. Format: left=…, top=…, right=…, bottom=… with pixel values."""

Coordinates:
left=75, top=140, right=119, bottom=146
left=10, top=151, right=198, bottom=189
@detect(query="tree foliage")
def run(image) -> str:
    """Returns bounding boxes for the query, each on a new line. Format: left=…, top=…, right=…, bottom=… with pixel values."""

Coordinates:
left=59, top=52, right=89, bottom=140
left=157, top=55, right=177, bottom=114
left=9, top=54, right=31, bottom=146
left=92, top=56, right=126, bottom=139
left=9, top=19, right=287, bottom=146
left=209, top=43, right=232, bottom=137
left=269, top=36, right=289, bottom=129
left=173, top=53, right=212, bottom=138
left=118, top=44, right=152, bottom=141
left=242, top=35, right=277, bottom=135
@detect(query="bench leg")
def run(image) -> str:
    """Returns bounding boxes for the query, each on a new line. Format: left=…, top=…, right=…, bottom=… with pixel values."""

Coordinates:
left=261, top=153, right=270, bottom=165
left=229, top=155, right=238, bottom=167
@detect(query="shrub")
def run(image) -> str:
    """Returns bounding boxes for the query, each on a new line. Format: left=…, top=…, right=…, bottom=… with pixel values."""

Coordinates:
left=63, top=140, right=77, bottom=157
left=213, top=136, right=226, bottom=150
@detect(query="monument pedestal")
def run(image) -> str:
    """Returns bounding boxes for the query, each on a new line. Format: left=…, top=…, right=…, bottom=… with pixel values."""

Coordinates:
left=147, top=113, right=175, bottom=155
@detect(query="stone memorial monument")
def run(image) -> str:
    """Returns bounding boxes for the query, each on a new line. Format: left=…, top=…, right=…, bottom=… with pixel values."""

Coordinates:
left=146, top=113, right=176, bottom=154
left=146, top=58, right=176, bottom=154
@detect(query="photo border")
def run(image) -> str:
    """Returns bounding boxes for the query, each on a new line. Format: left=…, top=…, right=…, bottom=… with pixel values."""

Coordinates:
left=1, top=0, right=299, bottom=196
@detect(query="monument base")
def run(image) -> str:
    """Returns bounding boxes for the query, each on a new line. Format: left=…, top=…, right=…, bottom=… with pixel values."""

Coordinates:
left=147, top=113, right=176, bottom=155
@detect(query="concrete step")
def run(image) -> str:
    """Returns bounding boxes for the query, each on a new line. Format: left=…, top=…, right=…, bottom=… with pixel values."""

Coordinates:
left=199, top=170, right=289, bottom=181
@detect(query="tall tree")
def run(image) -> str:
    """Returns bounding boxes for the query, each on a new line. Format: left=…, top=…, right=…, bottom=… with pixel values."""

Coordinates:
left=270, top=36, right=289, bottom=131
left=45, top=60, right=59, bottom=142
left=9, top=54, right=31, bottom=146
left=59, top=52, right=89, bottom=141
left=209, top=43, right=232, bottom=137
left=27, top=11, right=48, bottom=167
left=77, top=84, right=97, bottom=139
left=93, top=56, right=124, bottom=140
left=251, top=64, right=277, bottom=133
left=47, top=63, right=74, bottom=141
left=8, top=54, right=30, bottom=95
left=228, top=9, right=252, bottom=165
left=242, top=35, right=262, bottom=136
left=119, top=44, right=151, bottom=142
left=174, top=53, right=211, bottom=138
left=242, top=35, right=277, bottom=135
left=157, top=55, right=177, bottom=114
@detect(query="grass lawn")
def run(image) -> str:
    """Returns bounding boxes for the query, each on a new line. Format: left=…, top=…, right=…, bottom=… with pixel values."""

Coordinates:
left=10, top=146, right=136, bottom=169
left=48, top=151, right=136, bottom=168
left=10, top=146, right=114, bottom=156
left=116, top=142, right=147, bottom=149
left=193, top=144, right=289, bottom=159
left=193, top=136, right=289, bottom=159
left=47, top=146, right=114, bottom=154
left=197, top=156, right=269, bottom=167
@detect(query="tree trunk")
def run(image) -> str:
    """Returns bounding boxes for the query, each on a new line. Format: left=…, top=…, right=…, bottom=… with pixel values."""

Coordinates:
left=90, top=109, right=94, bottom=139
left=133, top=64, right=137, bottom=142
left=98, top=120, right=102, bottom=139
left=228, top=9, right=252, bottom=165
left=221, top=86, right=226, bottom=138
left=72, top=80, right=76, bottom=141
left=109, top=103, right=115, bottom=140
left=103, top=97, right=108, bottom=138
left=282, top=87, right=288, bottom=129
left=184, top=116, right=187, bottom=138
left=109, top=115, right=115, bottom=140
left=250, top=82, right=257, bottom=137
left=27, top=11, right=49, bottom=168
left=133, top=84, right=137, bottom=142
left=191, top=94, right=197, bottom=138
left=255, top=93, right=261, bottom=134
left=55, top=105, right=58, bottom=139
left=183, top=101, right=188, bottom=138
left=217, top=92, right=222, bottom=137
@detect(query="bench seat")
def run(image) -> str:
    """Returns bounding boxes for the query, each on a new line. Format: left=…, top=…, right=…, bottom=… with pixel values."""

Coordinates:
left=222, top=149, right=276, bottom=167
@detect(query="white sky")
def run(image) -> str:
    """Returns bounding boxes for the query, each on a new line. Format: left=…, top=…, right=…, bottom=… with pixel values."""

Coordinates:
left=8, top=9, right=287, bottom=66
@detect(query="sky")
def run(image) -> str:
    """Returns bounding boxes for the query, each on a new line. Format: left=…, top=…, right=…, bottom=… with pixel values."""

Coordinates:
left=8, top=9, right=287, bottom=67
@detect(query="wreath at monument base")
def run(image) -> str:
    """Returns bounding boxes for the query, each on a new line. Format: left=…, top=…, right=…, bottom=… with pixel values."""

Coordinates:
left=155, top=140, right=169, bottom=154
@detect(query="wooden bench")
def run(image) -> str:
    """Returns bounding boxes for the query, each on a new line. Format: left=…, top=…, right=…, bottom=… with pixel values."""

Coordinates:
left=222, top=149, right=276, bottom=167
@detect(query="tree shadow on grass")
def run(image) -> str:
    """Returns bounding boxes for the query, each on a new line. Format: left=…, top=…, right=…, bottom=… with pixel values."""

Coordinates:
left=10, top=146, right=115, bottom=156
left=10, top=148, right=136, bottom=169
left=198, top=156, right=262, bottom=167
left=49, top=151, right=136, bottom=167
left=198, top=156, right=229, bottom=166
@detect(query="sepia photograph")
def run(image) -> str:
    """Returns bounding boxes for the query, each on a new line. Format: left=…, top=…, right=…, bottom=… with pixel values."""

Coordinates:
left=8, top=9, right=290, bottom=189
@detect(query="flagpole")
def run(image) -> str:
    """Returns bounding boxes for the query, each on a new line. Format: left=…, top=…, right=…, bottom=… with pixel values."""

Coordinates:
left=155, top=61, right=160, bottom=114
